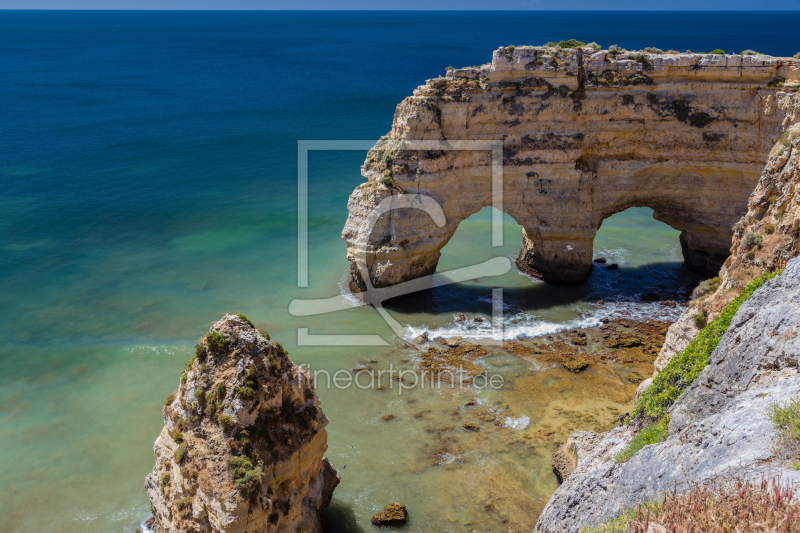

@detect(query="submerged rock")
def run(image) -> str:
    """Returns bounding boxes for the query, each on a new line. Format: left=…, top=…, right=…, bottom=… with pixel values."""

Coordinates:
left=144, top=314, right=339, bottom=533
left=371, top=502, right=408, bottom=527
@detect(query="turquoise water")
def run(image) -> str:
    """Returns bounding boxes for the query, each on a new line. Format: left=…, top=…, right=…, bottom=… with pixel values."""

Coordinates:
left=2, top=10, right=797, bottom=533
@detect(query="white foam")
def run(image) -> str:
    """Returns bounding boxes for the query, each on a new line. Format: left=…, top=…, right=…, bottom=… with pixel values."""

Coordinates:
left=503, top=415, right=530, bottom=430
left=404, top=297, right=685, bottom=343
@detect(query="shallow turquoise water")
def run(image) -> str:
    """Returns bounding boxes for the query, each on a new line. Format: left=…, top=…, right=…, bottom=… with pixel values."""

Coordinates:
left=4, top=9, right=794, bottom=532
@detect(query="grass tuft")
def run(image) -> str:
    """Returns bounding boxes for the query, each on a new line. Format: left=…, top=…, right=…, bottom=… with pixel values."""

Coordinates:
left=236, top=313, right=255, bottom=328
left=613, top=419, right=669, bottom=463
left=691, top=276, right=721, bottom=299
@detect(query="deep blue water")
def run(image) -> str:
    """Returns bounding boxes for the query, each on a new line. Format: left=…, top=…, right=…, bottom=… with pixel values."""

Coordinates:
left=1, top=10, right=799, bottom=532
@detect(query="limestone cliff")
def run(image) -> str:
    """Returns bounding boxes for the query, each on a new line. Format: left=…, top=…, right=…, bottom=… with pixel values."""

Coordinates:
left=145, top=314, right=339, bottom=533
left=343, top=46, right=800, bottom=292
left=535, top=257, right=800, bottom=532
left=654, top=122, right=800, bottom=377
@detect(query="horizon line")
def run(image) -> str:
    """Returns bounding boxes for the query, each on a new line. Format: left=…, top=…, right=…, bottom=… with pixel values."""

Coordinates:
left=2, top=8, right=800, bottom=11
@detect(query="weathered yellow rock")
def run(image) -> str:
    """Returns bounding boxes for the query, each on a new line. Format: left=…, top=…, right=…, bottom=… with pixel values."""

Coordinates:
left=145, top=314, right=339, bottom=533
left=343, top=46, right=800, bottom=290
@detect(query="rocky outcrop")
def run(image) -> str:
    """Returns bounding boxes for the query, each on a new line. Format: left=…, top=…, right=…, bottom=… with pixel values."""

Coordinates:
left=654, top=122, right=800, bottom=377
left=535, top=258, right=800, bottom=533
left=145, top=314, right=339, bottom=533
left=343, top=46, right=800, bottom=292
left=551, top=431, right=602, bottom=483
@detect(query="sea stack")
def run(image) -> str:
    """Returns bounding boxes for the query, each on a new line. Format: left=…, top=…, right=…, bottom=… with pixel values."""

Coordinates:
left=144, top=314, right=339, bottom=533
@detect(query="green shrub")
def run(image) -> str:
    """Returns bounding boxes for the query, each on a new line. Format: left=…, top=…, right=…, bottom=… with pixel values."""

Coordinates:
left=740, top=50, right=763, bottom=55
left=193, top=389, right=204, bottom=403
left=586, top=42, right=601, bottom=51
left=174, top=443, right=187, bottom=463
left=742, top=232, right=763, bottom=251
left=794, top=52, right=800, bottom=59
left=768, top=78, right=785, bottom=87
left=764, top=223, right=776, bottom=235
left=614, top=418, right=669, bottom=463
left=204, top=402, right=217, bottom=417
left=768, top=194, right=779, bottom=204
left=236, top=313, right=255, bottom=328
left=164, top=394, right=175, bottom=407
left=691, top=276, right=721, bottom=299
left=161, top=472, right=170, bottom=490
left=643, top=47, right=663, bottom=54
left=218, top=414, right=234, bottom=429
left=608, top=44, right=623, bottom=54
left=709, top=49, right=726, bottom=55
left=769, top=394, right=800, bottom=440
left=693, top=312, right=708, bottom=329
left=257, top=328, right=270, bottom=340
left=555, top=39, right=585, bottom=49
left=177, top=496, right=192, bottom=518
left=237, top=386, right=255, bottom=401
left=206, top=331, right=228, bottom=354
left=236, top=368, right=258, bottom=401
left=631, top=271, right=779, bottom=426
left=732, top=220, right=745, bottom=233
left=506, top=45, right=515, bottom=52
left=227, top=456, right=264, bottom=495
left=274, top=342, right=287, bottom=356
left=631, top=53, right=652, bottom=67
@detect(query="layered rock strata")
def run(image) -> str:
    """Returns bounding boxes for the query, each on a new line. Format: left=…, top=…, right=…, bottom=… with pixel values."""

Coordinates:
left=343, top=46, right=800, bottom=291
left=535, top=257, right=800, bottom=532
left=145, top=314, right=339, bottom=533
left=653, top=123, right=800, bottom=381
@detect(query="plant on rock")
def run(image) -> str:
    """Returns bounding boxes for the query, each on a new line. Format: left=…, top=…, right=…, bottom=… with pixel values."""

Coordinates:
left=227, top=455, right=264, bottom=495
left=206, top=331, right=228, bottom=354
left=742, top=232, right=763, bottom=251
left=769, top=394, right=800, bottom=461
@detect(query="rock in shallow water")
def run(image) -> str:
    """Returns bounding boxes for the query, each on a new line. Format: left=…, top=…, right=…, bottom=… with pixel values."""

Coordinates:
left=371, top=502, right=408, bottom=527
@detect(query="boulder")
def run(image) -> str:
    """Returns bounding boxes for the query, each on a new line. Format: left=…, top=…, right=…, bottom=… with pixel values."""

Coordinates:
left=371, top=503, right=408, bottom=527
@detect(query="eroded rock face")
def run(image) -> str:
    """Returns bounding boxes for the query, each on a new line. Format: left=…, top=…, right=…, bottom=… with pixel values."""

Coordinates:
left=145, top=314, right=339, bottom=533
left=551, top=431, right=602, bottom=483
left=534, top=258, right=800, bottom=533
left=343, top=46, right=800, bottom=291
left=655, top=123, right=800, bottom=375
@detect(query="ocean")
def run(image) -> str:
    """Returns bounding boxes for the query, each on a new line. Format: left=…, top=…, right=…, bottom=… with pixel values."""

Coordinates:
left=1, top=10, right=799, bottom=532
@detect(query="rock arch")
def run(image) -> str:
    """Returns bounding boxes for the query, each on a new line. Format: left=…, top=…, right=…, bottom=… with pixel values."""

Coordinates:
left=342, top=46, right=800, bottom=291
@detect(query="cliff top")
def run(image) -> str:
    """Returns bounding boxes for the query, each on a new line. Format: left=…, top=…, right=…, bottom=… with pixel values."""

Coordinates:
left=434, top=45, right=800, bottom=90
